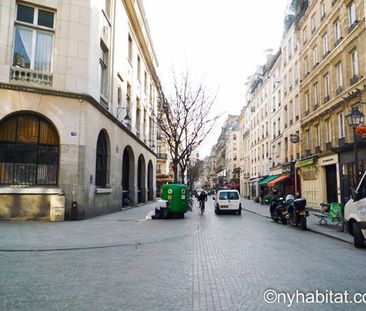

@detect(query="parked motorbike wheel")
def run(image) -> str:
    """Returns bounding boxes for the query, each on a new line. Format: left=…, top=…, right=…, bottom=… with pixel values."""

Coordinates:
left=353, top=222, right=365, bottom=248
left=300, top=217, right=307, bottom=230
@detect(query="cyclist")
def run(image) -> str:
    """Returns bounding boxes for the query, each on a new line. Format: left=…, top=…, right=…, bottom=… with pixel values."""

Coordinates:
left=198, top=191, right=208, bottom=214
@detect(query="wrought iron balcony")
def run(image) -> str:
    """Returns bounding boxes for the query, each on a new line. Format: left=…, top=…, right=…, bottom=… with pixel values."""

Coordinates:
left=334, top=37, right=343, bottom=48
left=336, top=86, right=344, bottom=95
left=350, top=75, right=360, bottom=86
left=10, top=67, right=53, bottom=87
left=157, top=153, right=168, bottom=160
left=338, top=137, right=345, bottom=146
left=326, top=142, right=332, bottom=151
left=315, top=146, right=321, bottom=154
left=323, top=96, right=330, bottom=104
left=348, top=20, right=359, bottom=33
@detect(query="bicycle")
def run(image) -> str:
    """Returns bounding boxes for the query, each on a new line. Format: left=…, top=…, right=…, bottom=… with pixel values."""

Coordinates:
left=199, top=200, right=205, bottom=215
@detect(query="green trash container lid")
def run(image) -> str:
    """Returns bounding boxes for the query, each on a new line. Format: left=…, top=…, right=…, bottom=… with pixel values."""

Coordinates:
left=160, top=184, right=188, bottom=214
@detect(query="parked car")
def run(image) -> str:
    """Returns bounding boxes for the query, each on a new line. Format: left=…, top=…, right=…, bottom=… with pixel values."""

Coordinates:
left=344, top=171, right=366, bottom=248
left=214, top=189, right=242, bottom=215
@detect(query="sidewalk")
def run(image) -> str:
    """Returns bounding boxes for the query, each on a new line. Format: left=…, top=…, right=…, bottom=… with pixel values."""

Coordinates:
left=241, top=198, right=353, bottom=244
left=0, top=201, right=199, bottom=252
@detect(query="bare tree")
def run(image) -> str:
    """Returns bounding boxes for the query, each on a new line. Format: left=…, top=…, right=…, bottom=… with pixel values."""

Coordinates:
left=157, top=72, right=219, bottom=183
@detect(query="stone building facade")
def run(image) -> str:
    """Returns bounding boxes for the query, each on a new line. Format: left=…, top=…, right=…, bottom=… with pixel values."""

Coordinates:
left=297, top=0, right=366, bottom=207
left=0, top=0, right=159, bottom=219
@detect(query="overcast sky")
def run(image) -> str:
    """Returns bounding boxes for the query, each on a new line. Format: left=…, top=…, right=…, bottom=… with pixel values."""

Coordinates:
left=144, top=0, right=290, bottom=158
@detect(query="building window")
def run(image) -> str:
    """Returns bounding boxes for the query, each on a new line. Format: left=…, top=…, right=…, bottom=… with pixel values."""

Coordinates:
left=320, top=1, right=326, bottom=19
left=322, top=33, right=329, bottom=55
left=126, top=83, right=132, bottom=114
left=95, top=130, right=109, bottom=187
left=144, top=71, right=147, bottom=92
left=323, top=73, right=330, bottom=98
left=335, top=62, right=343, bottom=88
left=104, top=0, right=111, bottom=18
left=128, top=34, right=133, bottom=62
left=304, top=57, right=309, bottom=76
left=312, top=47, right=318, bottom=66
left=326, top=119, right=332, bottom=142
left=315, top=125, right=321, bottom=147
left=306, top=130, right=310, bottom=150
left=303, top=26, right=307, bottom=43
left=338, top=113, right=345, bottom=138
left=313, top=83, right=319, bottom=107
left=137, top=55, right=141, bottom=81
left=0, top=113, right=59, bottom=185
left=136, top=98, right=141, bottom=134
left=351, top=49, right=359, bottom=77
left=305, top=91, right=309, bottom=113
left=334, top=19, right=341, bottom=42
left=99, top=44, right=108, bottom=98
left=348, top=1, right=356, bottom=27
left=311, top=14, right=316, bottom=32
left=12, top=4, right=54, bottom=72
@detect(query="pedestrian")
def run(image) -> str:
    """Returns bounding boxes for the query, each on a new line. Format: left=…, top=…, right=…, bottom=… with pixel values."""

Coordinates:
left=260, top=188, right=265, bottom=205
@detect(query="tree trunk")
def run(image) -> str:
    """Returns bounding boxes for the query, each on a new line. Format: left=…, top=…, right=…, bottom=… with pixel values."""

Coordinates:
left=173, top=161, right=179, bottom=183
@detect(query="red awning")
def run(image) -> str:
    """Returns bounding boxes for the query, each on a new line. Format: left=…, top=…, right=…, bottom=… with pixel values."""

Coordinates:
left=267, top=175, right=290, bottom=187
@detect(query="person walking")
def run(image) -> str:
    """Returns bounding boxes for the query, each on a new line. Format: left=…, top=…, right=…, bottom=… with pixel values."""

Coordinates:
left=198, top=191, right=208, bottom=214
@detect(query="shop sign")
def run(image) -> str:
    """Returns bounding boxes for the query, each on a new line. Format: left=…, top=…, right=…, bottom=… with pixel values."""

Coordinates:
left=296, top=157, right=315, bottom=168
left=319, top=155, right=338, bottom=166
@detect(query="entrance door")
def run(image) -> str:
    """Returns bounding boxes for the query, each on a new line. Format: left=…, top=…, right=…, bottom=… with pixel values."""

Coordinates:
left=325, top=165, right=337, bottom=203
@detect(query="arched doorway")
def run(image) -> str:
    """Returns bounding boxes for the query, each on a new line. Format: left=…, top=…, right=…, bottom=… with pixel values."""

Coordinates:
left=147, top=160, right=154, bottom=201
left=122, top=146, right=135, bottom=206
left=137, top=154, right=146, bottom=203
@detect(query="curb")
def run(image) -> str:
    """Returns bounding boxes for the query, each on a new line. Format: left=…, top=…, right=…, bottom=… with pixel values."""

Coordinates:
left=242, top=207, right=352, bottom=245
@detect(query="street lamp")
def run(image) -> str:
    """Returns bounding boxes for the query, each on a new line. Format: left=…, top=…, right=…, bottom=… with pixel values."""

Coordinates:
left=346, top=105, right=365, bottom=185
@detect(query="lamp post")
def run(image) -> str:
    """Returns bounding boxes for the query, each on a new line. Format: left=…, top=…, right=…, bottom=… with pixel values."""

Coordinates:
left=345, top=106, right=365, bottom=186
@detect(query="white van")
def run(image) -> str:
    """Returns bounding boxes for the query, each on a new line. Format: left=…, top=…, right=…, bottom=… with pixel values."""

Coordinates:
left=344, top=171, right=366, bottom=248
left=214, top=189, right=242, bottom=215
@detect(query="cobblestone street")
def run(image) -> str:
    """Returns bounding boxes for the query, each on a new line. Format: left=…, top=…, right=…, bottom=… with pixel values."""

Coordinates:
left=1, top=198, right=366, bottom=310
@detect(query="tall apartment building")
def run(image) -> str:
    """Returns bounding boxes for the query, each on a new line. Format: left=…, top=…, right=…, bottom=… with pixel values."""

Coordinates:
left=214, top=115, right=239, bottom=189
left=0, top=0, right=159, bottom=219
left=296, top=0, right=366, bottom=207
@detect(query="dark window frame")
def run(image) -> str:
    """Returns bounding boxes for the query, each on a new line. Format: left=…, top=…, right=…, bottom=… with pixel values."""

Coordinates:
left=0, top=113, right=59, bottom=185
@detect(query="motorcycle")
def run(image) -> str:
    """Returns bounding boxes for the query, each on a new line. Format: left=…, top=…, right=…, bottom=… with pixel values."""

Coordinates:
left=270, top=197, right=288, bottom=225
left=286, top=197, right=308, bottom=230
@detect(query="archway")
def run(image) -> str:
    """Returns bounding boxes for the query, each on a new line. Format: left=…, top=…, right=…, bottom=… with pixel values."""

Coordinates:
left=137, top=154, right=146, bottom=203
left=122, top=146, right=135, bottom=206
left=147, top=160, right=154, bottom=201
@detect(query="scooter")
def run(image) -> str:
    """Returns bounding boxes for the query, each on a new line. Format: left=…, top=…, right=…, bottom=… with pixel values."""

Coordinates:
left=286, top=198, right=308, bottom=230
left=270, top=197, right=288, bottom=225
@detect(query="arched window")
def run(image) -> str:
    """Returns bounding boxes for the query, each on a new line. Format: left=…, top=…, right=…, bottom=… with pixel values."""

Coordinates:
left=95, top=130, right=108, bottom=187
left=0, top=113, right=59, bottom=185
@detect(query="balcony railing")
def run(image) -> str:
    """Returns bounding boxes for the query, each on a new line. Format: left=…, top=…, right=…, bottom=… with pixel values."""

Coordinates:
left=323, top=95, right=330, bottom=104
left=323, top=51, right=330, bottom=60
left=10, top=67, right=53, bottom=87
left=334, top=37, right=343, bottom=48
left=338, top=137, right=345, bottom=146
left=157, top=153, right=168, bottom=160
left=326, top=142, right=332, bottom=151
left=350, top=75, right=360, bottom=86
left=315, top=146, right=321, bottom=154
left=348, top=20, right=359, bottom=33
left=336, top=86, right=344, bottom=95
left=306, top=149, right=311, bottom=157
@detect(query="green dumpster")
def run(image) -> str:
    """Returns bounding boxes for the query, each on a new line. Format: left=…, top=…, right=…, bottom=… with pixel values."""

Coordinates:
left=160, top=184, right=189, bottom=215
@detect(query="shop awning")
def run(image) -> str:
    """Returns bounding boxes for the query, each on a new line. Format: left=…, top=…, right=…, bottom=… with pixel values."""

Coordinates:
left=258, top=175, right=280, bottom=186
left=267, top=175, right=290, bottom=187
